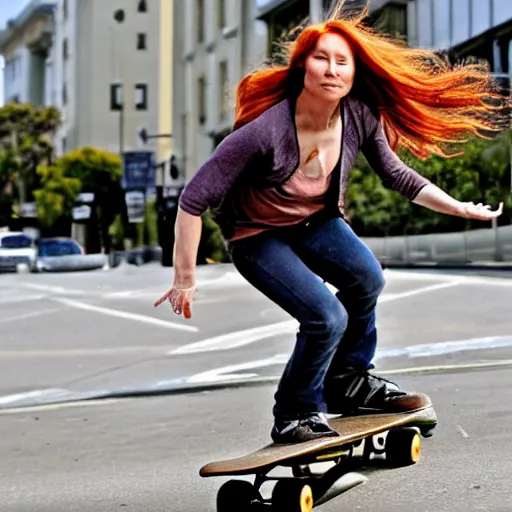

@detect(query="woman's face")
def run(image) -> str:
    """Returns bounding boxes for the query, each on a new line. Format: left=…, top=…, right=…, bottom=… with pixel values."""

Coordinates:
left=303, top=32, right=355, bottom=101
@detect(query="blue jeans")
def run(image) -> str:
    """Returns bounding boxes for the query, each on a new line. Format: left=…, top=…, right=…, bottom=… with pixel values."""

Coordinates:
left=228, top=215, right=385, bottom=419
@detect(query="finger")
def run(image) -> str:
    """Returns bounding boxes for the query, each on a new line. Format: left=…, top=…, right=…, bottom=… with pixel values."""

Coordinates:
left=183, top=299, right=193, bottom=319
left=173, top=292, right=185, bottom=316
left=154, top=294, right=170, bottom=308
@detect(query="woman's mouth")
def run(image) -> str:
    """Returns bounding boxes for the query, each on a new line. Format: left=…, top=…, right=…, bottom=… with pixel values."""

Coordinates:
left=321, top=83, right=340, bottom=91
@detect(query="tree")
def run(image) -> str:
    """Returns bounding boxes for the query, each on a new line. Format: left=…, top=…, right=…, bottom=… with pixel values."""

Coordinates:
left=33, top=164, right=82, bottom=229
left=36, top=146, right=123, bottom=253
left=0, top=102, right=61, bottom=221
left=346, top=132, right=512, bottom=237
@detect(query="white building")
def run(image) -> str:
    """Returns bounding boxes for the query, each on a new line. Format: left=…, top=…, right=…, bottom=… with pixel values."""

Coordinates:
left=0, top=0, right=54, bottom=106
left=0, top=0, right=173, bottom=171
left=172, top=0, right=268, bottom=183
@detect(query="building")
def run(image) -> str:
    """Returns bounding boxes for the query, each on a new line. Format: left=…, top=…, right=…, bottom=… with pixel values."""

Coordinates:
left=407, top=0, right=512, bottom=84
left=172, top=0, right=409, bottom=183
left=0, top=0, right=54, bottom=106
left=172, top=0, right=268, bottom=184
left=0, top=0, right=173, bottom=173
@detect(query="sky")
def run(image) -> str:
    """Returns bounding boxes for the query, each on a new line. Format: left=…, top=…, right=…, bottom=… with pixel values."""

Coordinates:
left=0, top=0, right=31, bottom=104
left=0, top=0, right=30, bottom=31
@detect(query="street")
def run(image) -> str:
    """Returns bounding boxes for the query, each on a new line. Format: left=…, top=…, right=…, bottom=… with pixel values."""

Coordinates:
left=1, top=263, right=512, bottom=511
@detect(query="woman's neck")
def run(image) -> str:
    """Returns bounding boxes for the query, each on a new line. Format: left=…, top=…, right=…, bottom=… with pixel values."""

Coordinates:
left=295, top=89, right=341, bottom=131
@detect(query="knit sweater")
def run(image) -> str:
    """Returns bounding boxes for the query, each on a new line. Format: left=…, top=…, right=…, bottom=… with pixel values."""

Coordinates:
left=179, top=94, right=431, bottom=239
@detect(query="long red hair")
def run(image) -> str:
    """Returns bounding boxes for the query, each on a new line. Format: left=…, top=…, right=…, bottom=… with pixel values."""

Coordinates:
left=234, top=2, right=508, bottom=159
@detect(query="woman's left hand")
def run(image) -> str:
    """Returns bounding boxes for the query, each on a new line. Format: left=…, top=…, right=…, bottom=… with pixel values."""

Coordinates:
left=458, top=201, right=504, bottom=221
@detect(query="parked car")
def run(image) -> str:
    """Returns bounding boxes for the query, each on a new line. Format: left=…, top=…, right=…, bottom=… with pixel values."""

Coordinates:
left=35, top=237, right=108, bottom=272
left=0, top=231, right=37, bottom=272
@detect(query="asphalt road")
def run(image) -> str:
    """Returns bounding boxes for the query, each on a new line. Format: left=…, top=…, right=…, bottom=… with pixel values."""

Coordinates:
left=1, top=263, right=512, bottom=510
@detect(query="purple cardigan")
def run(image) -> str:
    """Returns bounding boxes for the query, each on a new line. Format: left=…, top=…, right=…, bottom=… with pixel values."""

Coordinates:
left=179, top=95, right=430, bottom=238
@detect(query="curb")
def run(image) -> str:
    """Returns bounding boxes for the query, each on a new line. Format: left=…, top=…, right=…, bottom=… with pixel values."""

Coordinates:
left=3, top=359, right=512, bottom=412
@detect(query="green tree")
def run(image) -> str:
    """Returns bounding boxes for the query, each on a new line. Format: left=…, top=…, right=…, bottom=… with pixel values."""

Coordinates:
left=346, top=132, right=512, bottom=237
left=33, top=164, right=82, bottom=229
left=33, top=146, right=123, bottom=252
left=56, top=147, right=123, bottom=253
left=0, top=102, right=61, bottom=222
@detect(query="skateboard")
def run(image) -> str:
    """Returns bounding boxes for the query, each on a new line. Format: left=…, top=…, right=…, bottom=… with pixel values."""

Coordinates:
left=200, top=407, right=436, bottom=511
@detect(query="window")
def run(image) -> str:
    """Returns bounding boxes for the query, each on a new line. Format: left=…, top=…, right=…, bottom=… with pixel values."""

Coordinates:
left=197, top=0, right=204, bottom=43
left=62, top=83, right=68, bottom=105
left=218, top=0, right=225, bottom=29
left=219, top=61, right=228, bottom=120
left=63, top=38, right=68, bottom=60
left=137, top=33, right=147, bottom=50
left=137, top=0, right=147, bottom=13
left=198, top=77, right=206, bottom=125
left=63, top=0, right=68, bottom=20
left=110, top=84, right=123, bottom=110
left=62, top=136, right=67, bottom=154
left=135, top=84, right=148, bottom=110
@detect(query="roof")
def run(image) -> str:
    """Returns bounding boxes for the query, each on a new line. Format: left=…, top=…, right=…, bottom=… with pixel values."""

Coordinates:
left=0, top=0, right=56, bottom=52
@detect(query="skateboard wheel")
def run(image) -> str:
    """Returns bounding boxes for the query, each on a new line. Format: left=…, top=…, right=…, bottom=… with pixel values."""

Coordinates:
left=217, top=479, right=257, bottom=512
left=385, top=427, right=421, bottom=466
left=272, top=480, right=314, bottom=512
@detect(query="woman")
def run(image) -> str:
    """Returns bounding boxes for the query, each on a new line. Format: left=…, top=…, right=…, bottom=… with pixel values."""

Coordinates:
left=155, top=2, right=505, bottom=444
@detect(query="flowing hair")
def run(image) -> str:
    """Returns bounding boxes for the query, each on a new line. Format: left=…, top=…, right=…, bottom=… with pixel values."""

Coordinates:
left=233, top=1, right=509, bottom=159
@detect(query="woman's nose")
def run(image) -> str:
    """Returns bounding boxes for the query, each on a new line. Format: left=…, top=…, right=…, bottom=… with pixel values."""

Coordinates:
left=326, top=58, right=336, bottom=75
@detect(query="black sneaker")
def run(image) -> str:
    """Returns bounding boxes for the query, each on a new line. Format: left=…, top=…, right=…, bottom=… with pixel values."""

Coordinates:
left=324, top=367, right=435, bottom=417
left=271, top=412, right=340, bottom=444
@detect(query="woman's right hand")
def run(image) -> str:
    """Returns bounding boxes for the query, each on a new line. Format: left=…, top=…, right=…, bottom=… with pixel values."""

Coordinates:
left=154, top=281, right=196, bottom=319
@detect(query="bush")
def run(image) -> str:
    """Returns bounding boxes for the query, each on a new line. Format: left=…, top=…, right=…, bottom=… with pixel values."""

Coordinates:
left=346, top=132, right=512, bottom=237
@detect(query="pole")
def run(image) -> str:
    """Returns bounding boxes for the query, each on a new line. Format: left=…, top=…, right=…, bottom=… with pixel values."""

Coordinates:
left=310, top=0, right=323, bottom=23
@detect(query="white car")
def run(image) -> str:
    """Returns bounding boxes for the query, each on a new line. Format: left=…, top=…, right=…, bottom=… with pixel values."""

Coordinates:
left=0, top=231, right=37, bottom=272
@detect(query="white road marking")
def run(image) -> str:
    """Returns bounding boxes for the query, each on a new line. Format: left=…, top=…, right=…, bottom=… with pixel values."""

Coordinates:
left=378, top=281, right=459, bottom=302
left=457, top=425, right=470, bottom=438
left=186, top=334, right=512, bottom=383
left=55, top=297, right=199, bottom=333
left=187, top=355, right=289, bottom=383
left=169, top=320, right=297, bottom=355
left=0, top=398, right=125, bottom=415
left=386, top=269, right=512, bottom=287
left=0, top=345, right=173, bottom=358
left=0, top=294, right=46, bottom=304
left=171, top=281, right=459, bottom=355
left=374, top=335, right=512, bottom=360
left=0, top=309, right=61, bottom=325
left=21, top=283, right=88, bottom=295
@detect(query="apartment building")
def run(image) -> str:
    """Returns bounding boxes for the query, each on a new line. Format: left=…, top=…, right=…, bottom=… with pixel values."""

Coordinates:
left=172, top=0, right=268, bottom=183
left=407, top=0, right=512, bottom=80
left=0, top=0, right=173, bottom=173
left=173, top=0, right=408, bottom=183
left=0, top=0, right=54, bottom=106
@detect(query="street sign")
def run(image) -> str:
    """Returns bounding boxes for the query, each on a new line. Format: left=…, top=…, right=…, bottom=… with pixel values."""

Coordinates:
left=122, top=150, right=156, bottom=190
left=20, top=202, right=37, bottom=218
left=125, top=190, right=146, bottom=223
left=72, top=205, right=92, bottom=221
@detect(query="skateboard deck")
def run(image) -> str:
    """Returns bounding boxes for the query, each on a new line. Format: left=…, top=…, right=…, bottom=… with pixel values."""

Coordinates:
left=201, top=407, right=436, bottom=511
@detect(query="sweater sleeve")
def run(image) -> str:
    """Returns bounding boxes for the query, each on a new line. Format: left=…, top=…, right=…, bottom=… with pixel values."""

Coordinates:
left=361, top=105, right=430, bottom=201
left=178, top=121, right=267, bottom=216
